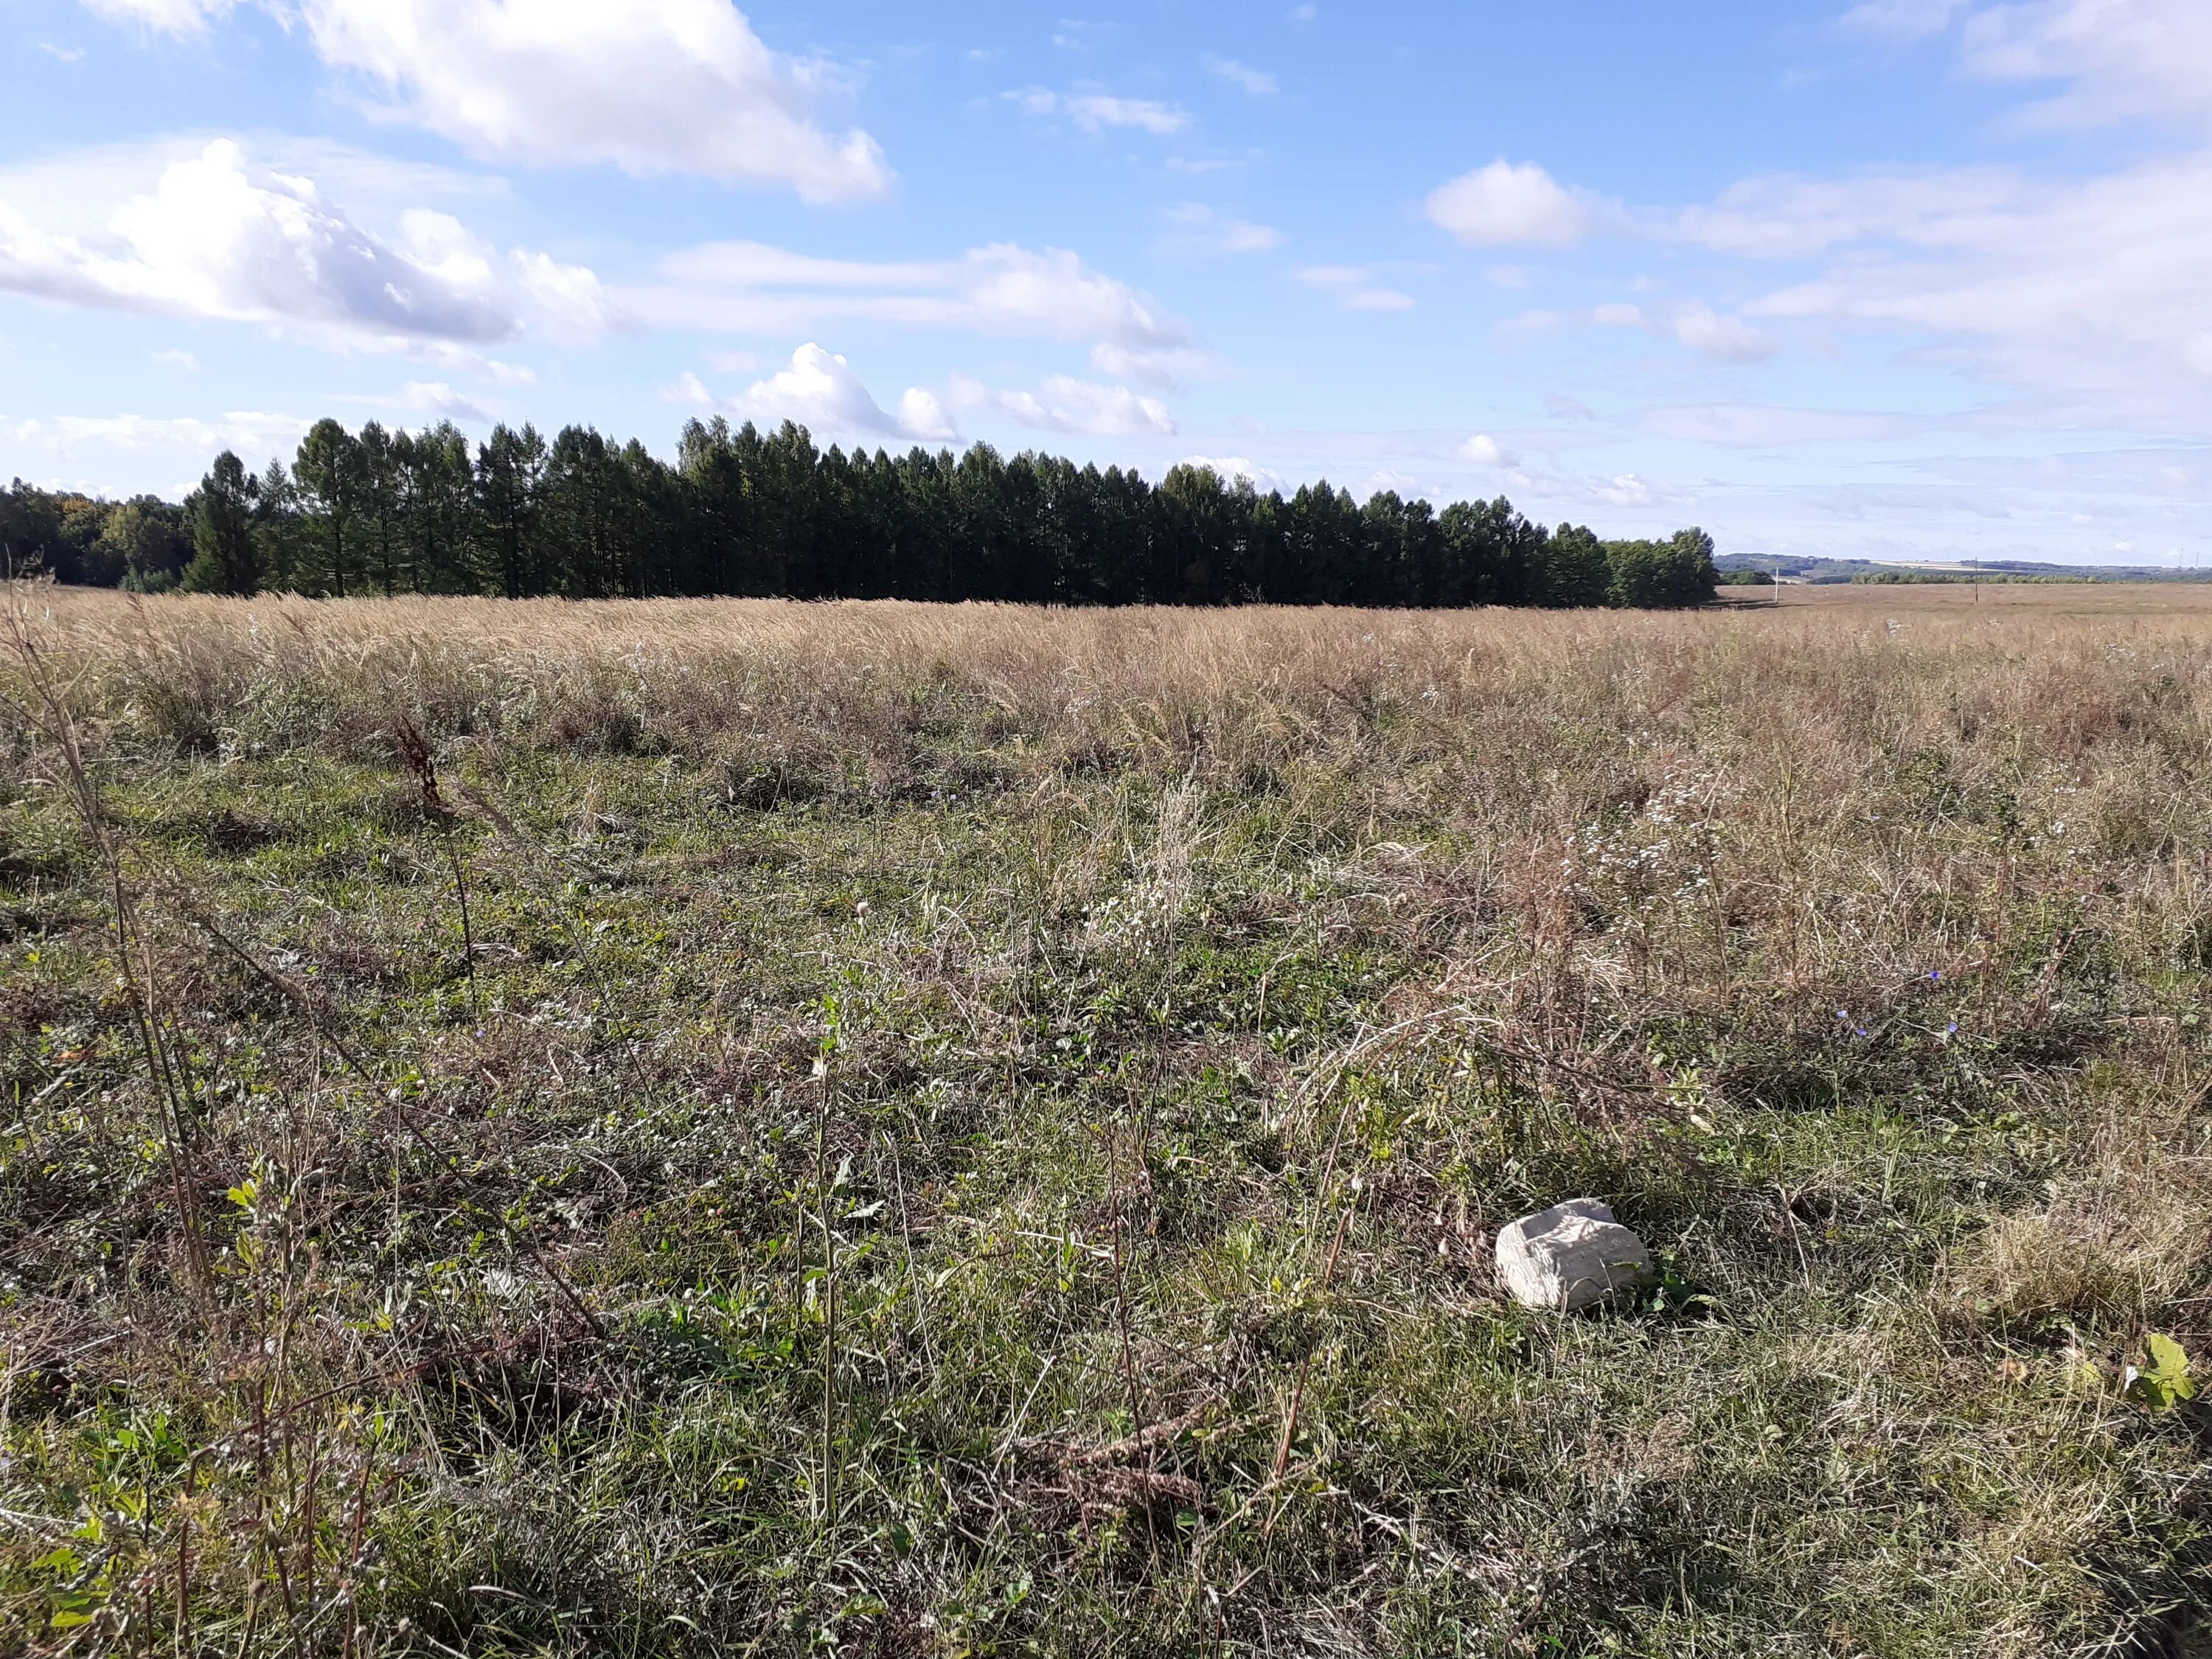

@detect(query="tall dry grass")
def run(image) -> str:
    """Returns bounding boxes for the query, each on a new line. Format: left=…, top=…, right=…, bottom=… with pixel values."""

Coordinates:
left=3, top=582, right=2211, bottom=1658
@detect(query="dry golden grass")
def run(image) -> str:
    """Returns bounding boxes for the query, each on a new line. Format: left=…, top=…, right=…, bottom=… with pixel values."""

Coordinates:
left=4, top=582, right=2211, bottom=1658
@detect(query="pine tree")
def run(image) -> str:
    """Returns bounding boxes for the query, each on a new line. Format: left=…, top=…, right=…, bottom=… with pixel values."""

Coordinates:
left=181, top=451, right=261, bottom=595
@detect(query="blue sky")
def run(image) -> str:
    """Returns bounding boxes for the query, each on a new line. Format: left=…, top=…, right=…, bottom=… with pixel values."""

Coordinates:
left=4, top=0, right=2210, bottom=565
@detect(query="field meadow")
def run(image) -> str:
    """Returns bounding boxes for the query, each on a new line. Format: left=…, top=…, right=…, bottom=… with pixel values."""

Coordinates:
left=4, top=581, right=2211, bottom=1656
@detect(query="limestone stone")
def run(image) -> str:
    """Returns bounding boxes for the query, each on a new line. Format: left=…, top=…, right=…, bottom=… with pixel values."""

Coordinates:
left=1495, top=1198, right=1652, bottom=1312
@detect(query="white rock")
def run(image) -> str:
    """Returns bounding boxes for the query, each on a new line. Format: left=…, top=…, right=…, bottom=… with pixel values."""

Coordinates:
left=1495, top=1198, right=1652, bottom=1312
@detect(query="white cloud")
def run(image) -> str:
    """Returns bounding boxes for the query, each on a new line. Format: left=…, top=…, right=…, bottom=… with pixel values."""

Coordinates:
left=897, top=386, right=956, bottom=442
left=1594, top=473, right=1661, bottom=507
left=1956, top=0, right=2212, bottom=131
left=737, top=344, right=933, bottom=437
left=1182, top=454, right=1284, bottom=490
left=401, top=379, right=490, bottom=421
left=1009, top=88, right=1191, bottom=134
left=1458, top=434, right=1514, bottom=465
left=1672, top=302, right=1773, bottom=362
left=641, top=241, right=1199, bottom=375
left=1087, top=341, right=1220, bottom=390
left=1839, top=0, right=1969, bottom=38
left=511, top=248, right=625, bottom=338
left=5, top=408, right=307, bottom=452
left=1674, top=167, right=2024, bottom=260
left=1697, top=153, right=2212, bottom=424
left=1836, top=1, right=2212, bottom=126
left=1298, top=265, right=1414, bottom=311
left=1357, top=467, right=1430, bottom=501
left=670, top=344, right=949, bottom=442
left=153, top=348, right=198, bottom=370
left=962, top=244, right=1185, bottom=341
left=1203, top=55, right=1277, bottom=95
left=1501, top=299, right=1770, bottom=363
left=306, top=0, right=888, bottom=200
left=80, top=0, right=237, bottom=34
left=1487, top=145, right=2212, bottom=416
left=83, top=0, right=889, bottom=201
left=0, top=139, right=612, bottom=357
left=1641, top=404, right=1925, bottom=445
left=1427, top=159, right=1599, bottom=246
left=950, top=372, right=1175, bottom=436
left=663, top=370, right=714, bottom=407
left=1162, top=201, right=1283, bottom=254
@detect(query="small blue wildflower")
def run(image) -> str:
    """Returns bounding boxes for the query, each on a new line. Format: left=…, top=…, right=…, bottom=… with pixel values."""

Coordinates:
left=1946, top=1021, right=1959, bottom=1035
left=1837, top=1008, right=1850, bottom=1020
left=1854, top=1026, right=1870, bottom=1038
left=1928, top=970, right=1942, bottom=983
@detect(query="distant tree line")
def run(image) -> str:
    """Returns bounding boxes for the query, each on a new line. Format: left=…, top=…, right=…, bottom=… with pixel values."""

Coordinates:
left=4, top=417, right=1719, bottom=609
left=1848, top=570, right=2092, bottom=586
left=0, top=487, right=194, bottom=592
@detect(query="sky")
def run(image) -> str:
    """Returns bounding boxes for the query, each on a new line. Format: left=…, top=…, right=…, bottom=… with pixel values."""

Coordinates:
left=4, top=0, right=2211, bottom=566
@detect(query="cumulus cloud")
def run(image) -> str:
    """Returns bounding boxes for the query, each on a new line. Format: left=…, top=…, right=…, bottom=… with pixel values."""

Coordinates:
left=667, top=344, right=950, bottom=442
left=1458, top=434, right=1514, bottom=465
left=1427, top=160, right=1601, bottom=246
left=1357, top=468, right=1431, bottom=501
left=1182, top=454, right=1284, bottom=490
left=734, top=344, right=897, bottom=433
left=1592, top=473, right=1663, bottom=507
left=1008, top=88, right=1190, bottom=134
left=897, top=386, right=956, bottom=441
left=1298, top=265, right=1414, bottom=311
left=78, top=0, right=889, bottom=201
left=949, top=372, right=1175, bottom=436
left=1203, top=55, right=1277, bottom=95
left=0, top=139, right=610, bottom=355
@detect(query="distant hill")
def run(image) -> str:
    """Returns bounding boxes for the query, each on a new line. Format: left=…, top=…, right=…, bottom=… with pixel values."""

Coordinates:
left=1715, top=553, right=2212, bottom=585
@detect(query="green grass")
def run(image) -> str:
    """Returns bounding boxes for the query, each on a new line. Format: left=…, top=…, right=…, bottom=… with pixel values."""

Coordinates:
left=2, top=589, right=2210, bottom=1657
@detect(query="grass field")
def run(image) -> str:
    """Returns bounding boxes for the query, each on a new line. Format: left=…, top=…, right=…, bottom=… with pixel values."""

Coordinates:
left=4, top=582, right=2211, bottom=1658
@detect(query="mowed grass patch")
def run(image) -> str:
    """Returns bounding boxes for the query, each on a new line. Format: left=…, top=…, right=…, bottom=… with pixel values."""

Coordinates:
left=2, top=586, right=2211, bottom=1657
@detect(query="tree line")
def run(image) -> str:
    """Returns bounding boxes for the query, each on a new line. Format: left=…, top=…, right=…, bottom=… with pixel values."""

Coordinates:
left=4, top=416, right=1719, bottom=609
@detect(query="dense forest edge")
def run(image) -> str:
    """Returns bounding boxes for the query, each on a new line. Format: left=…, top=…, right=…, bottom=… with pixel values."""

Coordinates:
left=2, top=416, right=1718, bottom=608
